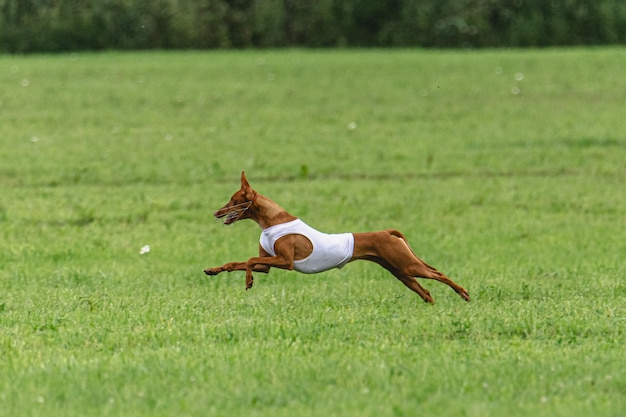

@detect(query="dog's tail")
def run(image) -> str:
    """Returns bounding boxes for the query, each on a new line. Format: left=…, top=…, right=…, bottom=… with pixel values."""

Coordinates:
left=387, top=229, right=444, bottom=275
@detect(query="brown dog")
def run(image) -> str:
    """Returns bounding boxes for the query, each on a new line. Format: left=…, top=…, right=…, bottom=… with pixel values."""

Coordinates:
left=205, top=172, right=470, bottom=303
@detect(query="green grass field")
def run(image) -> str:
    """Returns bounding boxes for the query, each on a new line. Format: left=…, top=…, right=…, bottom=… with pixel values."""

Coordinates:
left=1, top=48, right=625, bottom=417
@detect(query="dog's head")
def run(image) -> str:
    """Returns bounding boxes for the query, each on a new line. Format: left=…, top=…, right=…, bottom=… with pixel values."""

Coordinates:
left=214, top=171, right=257, bottom=225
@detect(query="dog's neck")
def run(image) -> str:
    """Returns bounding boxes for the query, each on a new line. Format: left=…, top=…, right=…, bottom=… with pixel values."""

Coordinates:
left=249, top=193, right=298, bottom=230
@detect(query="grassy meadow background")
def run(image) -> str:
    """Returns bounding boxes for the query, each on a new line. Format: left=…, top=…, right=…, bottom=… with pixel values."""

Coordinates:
left=1, top=48, right=625, bottom=416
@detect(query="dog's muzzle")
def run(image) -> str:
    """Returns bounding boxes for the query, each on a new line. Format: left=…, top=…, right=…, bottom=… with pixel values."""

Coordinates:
left=215, top=201, right=252, bottom=225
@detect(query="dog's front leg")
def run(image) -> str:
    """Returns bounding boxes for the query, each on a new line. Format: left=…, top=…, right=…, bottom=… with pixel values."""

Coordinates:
left=204, top=262, right=272, bottom=276
left=205, top=245, right=273, bottom=277
left=245, top=265, right=255, bottom=290
left=243, top=256, right=293, bottom=290
left=204, top=262, right=246, bottom=276
left=244, top=257, right=290, bottom=290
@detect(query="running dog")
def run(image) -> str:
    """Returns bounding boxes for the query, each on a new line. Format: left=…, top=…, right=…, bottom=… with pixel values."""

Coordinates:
left=204, top=172, right=470, bottom=303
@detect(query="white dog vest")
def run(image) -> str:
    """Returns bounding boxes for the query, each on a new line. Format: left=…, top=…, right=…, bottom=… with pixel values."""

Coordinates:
left=260, top=219, right=355, bottom=274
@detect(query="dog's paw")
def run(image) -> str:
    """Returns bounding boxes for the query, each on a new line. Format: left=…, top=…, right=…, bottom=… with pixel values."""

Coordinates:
left=204, top=268, right=220, bottom=276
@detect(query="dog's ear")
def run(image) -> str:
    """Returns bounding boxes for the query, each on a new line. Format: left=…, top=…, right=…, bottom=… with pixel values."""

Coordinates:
left=240, top=171, right=251, bottom=191
left=240, top=171, right=256, bottom=201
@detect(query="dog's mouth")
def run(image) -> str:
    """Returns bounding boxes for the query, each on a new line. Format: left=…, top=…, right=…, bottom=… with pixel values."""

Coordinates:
left=214, top=201, right=252, bottom=225
left=214, top=211, right=231, bottom=225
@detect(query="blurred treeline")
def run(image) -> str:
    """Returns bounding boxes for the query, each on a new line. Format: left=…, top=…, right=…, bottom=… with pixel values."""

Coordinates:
left=1, top=0, right=625, bottom=52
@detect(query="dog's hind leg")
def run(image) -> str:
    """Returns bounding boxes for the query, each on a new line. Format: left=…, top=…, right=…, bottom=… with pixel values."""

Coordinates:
left=358, top=254, right=434, bottom=303
left=353, top=231, right=469, bottom=302
left=405, top=262, right=470, bottom=302
left=382, top=230, right=470, bottom=301
left=396, top=275, right=434, bottom=303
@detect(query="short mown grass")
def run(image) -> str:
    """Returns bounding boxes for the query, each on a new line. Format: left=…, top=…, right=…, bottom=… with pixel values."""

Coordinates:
left=0, top=48, right=625, bottom=417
